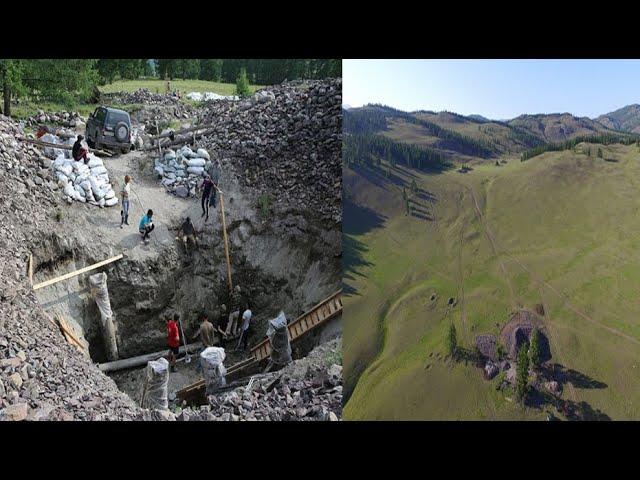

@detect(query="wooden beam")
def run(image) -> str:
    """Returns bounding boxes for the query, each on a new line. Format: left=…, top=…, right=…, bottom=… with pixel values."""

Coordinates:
left=32, top=254, right=124, bottom=291
left=218, top=189, right=233, bottom=293
left=18, top=136, right=113, bottom=157
left=98, top=342, right=202, bottom=373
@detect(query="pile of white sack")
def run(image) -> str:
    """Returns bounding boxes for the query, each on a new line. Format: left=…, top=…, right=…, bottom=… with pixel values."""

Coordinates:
left=51, top=153, right=119, bottom=207
left=185, top=91, right=239, bottom=102
left=154, top=145, right=212, bottom=198
left=40, top=133, right=77, bottom=160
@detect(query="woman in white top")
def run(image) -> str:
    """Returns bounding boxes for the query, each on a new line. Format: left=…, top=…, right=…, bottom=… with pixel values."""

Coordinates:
left=120, top=175, right=132, bottom=229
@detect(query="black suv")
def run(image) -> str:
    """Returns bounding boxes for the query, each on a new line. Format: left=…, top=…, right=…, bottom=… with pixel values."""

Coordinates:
left=86, top=106, right=132, bottom=153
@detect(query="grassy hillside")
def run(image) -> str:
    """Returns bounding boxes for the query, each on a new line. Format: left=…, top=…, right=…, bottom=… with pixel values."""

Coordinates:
left=344, top=143, right=640, bottom=420
left=596, top=104, right=640, bottom=134
left=99, top=79, right=264, bottom=95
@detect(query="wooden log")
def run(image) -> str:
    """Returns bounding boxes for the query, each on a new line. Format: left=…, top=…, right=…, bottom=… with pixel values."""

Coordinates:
left=18, top=136, right=113, bottom=157
left=32, top=254, right=124, bottom=291
left=141, top=128, right=217, bottom=151
left=97, top=342, right=202, bottom=373
left=218, top=189, right=233, bottom=293
left=149, top=123, right=216, bottom=141
left=28, top=254, right=33, bottom=286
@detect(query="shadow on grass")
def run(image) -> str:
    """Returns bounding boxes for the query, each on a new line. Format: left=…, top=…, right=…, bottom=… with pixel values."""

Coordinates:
left=523, top=363, right=610, bottom=420
left=343, top=196, right=387, bottom=297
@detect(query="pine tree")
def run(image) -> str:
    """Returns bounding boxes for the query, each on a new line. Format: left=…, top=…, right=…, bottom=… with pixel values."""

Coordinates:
left=597, top=147, right=603, bottom=158
left=516, top=343, right=530, bottom=402
left=235, top=67, right=251, bottom=97
left=529, top=327, right=541, bottom=368
left=447, top=323, right=458, bottom=359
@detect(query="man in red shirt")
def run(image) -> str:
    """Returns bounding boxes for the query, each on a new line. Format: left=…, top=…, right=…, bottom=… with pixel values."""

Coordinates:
left=166, top=315, right=180, bottom=372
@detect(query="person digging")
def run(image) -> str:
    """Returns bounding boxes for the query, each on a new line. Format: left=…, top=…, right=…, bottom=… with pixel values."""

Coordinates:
left=176, top=216, right=198, bottom=253
left=139, top=209, right=155, bottom=245
left=192, top=312, right=217, bottom=348
left=166, top=315, right=180, bottom=372
left=72, top=134, right=89, bottom=164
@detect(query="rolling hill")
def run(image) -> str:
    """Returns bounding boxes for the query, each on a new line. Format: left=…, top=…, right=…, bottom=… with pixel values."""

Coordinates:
left=343, top=142, right=640, bottom=420
left=596, top=104, right=640, bottom=134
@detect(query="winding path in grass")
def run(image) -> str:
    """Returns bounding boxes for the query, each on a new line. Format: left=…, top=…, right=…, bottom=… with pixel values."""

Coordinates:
left=467, top=185, right=640, bottom=347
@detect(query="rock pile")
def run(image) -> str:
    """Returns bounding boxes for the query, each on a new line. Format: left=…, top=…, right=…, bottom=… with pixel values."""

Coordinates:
left=196, top=78, right=342, bottom=224
left=153, top=146, right=213, bottom=198
left=0, top=115, right=140, bottom=421
left=23, top=111, right=86, bottom=129
left=130, top=104, right=198, bottom=134
left=103, top=88, right=181, bottom=106
left=146, top=338, right=343, bottom=421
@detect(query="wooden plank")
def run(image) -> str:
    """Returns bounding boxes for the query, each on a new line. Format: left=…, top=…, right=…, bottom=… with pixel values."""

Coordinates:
left=218, top=190, right=233, bottom=293
left=32, top=254, right=124, bottom=291
left=18, top=136, right=113, bottom=157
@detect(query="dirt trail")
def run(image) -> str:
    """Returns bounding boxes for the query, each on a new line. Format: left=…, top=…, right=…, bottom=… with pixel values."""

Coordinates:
left=61, top=150, right=251, bottom=264
left=464, top=182, right=639, bottom=347
left=467, top=186, right=517, bottom=308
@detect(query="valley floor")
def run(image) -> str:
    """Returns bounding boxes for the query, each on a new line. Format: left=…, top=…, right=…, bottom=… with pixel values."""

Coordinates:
left=344, top=144, right=640, bottom=420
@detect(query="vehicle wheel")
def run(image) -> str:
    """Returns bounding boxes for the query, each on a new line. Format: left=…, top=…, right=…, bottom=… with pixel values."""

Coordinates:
left=114, top=121, right=129, bottom=143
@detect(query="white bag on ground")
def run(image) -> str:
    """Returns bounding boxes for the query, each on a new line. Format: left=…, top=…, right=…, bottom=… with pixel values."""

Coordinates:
left=89, top=177, right=105, bottom=200
left=104, top=197, right=118, bottom=207
left=196, top=148, right=210, bottom=160
left=187, top=166, right=204, bottom=175
left=267, top=311, right=292, bottom=367
left=91, top=165, right=108, bottom=176
left=142, top=357, right=169, bottom=410
left=87, top=156, right=103, bottom=168
left=187, top=158, right=206, bottom=168
left=200, top=347, right=226, bottom=395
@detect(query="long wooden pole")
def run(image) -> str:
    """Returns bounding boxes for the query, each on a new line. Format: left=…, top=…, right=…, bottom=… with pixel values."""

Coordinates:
left=218, top=188, right=233, bottom=293
left=98, top=342, right=202, bottom=373
left=32, top=254, right=124, bottom=291
left=18, top=136, right=113, bottom=157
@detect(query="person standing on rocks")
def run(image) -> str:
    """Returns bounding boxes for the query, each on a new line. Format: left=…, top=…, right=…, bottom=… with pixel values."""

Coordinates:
left=200, top=174, right=215, bottom=221
left=166, top=315, right=180, bottom=372
left=120, top=175, right=132, bottom=229
left=72, top=135, right=89, bottom=164
left=139, top=209, right=155, bottom=244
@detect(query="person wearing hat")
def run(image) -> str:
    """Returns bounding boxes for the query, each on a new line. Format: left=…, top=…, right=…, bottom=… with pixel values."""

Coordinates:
left=72, top=135, right=89, bottom=164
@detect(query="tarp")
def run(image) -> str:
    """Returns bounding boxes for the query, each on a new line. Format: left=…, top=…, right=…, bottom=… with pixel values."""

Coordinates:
left=200, top=347, right=226, bottom=395
left=142, top=357, right=169, bottom=410
left=89, top=272, right=118, bottom=361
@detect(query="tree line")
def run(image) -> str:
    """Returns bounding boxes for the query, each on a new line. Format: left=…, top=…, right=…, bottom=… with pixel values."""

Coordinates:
left=343, top=132, right=450, bottom=172
left=345, top=104, right=498, bottom=158
left=0, top=59, right=340, bottom=115
left=520, top=132, right=640, bottom=161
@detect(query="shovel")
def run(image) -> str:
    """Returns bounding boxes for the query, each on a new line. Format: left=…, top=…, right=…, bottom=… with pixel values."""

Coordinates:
left=178, top=318, right=191, bottom=364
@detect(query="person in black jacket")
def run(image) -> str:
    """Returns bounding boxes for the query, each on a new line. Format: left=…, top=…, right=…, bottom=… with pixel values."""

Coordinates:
left=72, top=135, right=89, bottom=164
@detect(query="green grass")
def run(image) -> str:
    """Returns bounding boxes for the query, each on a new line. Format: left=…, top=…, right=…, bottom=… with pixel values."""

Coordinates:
left=344, top=143, right=640, bottom=420
left=98, top=79, right=264, bottom=96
